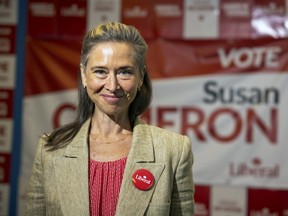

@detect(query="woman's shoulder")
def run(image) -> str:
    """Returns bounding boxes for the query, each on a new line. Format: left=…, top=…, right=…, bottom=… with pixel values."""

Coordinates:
left=148, top=124, right=181, bottom=136
left=37, top=133, right=67, bottom=156
left=140, top=124, right=192, bottom=161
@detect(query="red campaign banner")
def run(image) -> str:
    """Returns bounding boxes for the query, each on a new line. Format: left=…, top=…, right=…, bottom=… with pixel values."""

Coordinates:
left=25, top=38, right=80, bottom=96
left=28, top=0, right=59, bottom=37
left=147, top=38, right=288, bottom=79
left=0, top=89, right=13, bottom=119
left=26, top=0, right=288, bottom=39
left=25, top=37, right=288, bottom=95
left=153, top=0, right=183, bottom=39
left=21, top=33, right=288, bottom=214
left=121, top=0, right=155, bottom=40
left=58, top=0, right=87, bottom=37
left=220, top=0, right=253, bottom=39
left=0, top=153, right=10, bottom=183
left=195, top=185, right=210, bottom=216
left=248, top=188, right=288, bottom=215
left=0, top=25, right=16, bottom=54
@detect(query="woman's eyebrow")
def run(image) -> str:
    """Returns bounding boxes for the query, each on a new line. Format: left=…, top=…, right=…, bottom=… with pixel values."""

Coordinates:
left=89, top=65, right=135, bottom=71
left=118, top=66, right=135, bottom=70
left=90, top=66, right=106, bottom=70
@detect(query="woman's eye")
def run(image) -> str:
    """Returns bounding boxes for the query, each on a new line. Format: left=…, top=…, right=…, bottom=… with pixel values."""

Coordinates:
left=118, top=70, right=133, bottom=76
left=118, top=69, right=133, bottom=78
left=94, top=69, right=108, bottom=77
left=95, top=69, right=106, bottom=74
left=120, top=70, right=131, bottom=74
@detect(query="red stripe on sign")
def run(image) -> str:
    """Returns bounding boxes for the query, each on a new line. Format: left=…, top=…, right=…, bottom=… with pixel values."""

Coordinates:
left=25, top=38, right=288, bottom=96
left=25, top=38, right=81, bottom=96
left=147, top=38, right=288, bottom=79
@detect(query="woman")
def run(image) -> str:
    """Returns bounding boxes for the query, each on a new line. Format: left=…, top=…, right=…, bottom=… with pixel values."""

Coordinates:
left=26, top=22, right=194, bottom=216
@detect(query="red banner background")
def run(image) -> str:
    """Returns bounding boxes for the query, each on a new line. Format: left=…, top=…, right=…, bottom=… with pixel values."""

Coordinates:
left=17, top=0, right=288, bottom=215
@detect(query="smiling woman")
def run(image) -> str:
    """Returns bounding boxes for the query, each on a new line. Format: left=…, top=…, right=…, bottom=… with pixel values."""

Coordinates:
left=80, top=42, right=141, bottom=116
left=26, top=22, right=195, bottom=216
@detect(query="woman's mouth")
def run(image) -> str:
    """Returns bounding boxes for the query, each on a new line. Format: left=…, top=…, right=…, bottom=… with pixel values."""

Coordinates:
left=101, top=94, right=123, bottom=103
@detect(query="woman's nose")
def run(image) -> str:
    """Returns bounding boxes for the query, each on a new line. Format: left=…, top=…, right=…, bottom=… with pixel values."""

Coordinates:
left=106, top=74, right=119, bottom=92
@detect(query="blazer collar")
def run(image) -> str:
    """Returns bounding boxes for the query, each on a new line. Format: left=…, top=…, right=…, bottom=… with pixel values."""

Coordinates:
left=127, top=118, right=155, bottom=162
left=63, top=118, right=91, bottom=158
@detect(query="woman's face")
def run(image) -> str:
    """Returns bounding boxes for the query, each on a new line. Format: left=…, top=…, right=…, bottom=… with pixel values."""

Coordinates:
left=81, top=42, right=143, bottom=118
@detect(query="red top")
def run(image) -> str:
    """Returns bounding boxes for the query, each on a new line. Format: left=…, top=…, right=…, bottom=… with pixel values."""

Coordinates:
left=89, top=157, right=127, bottom=216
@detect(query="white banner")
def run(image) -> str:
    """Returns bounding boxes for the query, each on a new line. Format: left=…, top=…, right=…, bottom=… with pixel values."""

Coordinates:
left=87, top=0, right=121, bottom=31
left=20, top=73, right=288, bottom=191
left=150, top=73, right=288, bottom=188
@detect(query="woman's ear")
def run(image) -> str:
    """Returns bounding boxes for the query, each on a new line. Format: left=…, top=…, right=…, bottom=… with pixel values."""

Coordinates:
left=80, top=64, right=87, bottom=88
left=138, top=79, right=143, bottom=88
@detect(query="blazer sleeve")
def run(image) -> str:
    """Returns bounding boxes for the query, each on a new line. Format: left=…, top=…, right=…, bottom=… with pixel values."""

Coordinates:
left=26, top=137, right=46, bottom=215
left=170, top=135, right=195, bottom=216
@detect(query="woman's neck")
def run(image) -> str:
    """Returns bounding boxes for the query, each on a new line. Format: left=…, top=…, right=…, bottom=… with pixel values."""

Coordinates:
left=90, top=113, right=132, bottom=139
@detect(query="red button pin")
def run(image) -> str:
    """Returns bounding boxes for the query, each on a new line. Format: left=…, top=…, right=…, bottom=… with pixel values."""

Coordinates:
left=132, top=169, right=154, bottom=191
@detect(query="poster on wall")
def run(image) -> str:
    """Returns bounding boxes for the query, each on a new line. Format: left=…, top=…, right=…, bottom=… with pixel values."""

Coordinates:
left=17, top=0, right=288, bottom=215
left=18, top=37, right=288, bottom=215
left=0, top=0, right=18, bottom=215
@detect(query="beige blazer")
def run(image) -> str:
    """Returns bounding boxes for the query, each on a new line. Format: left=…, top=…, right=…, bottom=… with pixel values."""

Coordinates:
left=26, top=118, right=194, bottom=216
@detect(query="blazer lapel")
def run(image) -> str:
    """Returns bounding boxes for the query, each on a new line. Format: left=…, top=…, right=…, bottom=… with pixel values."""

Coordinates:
left=115, top=121, right=165, bottom=216
left=54, top=119, right=91, bottom=216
